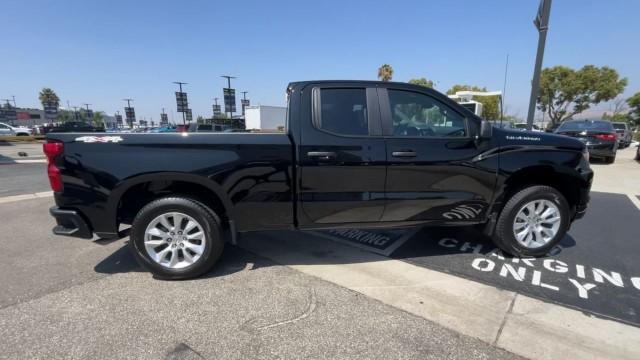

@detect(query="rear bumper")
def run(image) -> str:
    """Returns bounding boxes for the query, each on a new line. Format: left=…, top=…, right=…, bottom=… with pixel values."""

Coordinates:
left=586, top=143, right=616, bottom=158
left=50, top=207, right=93, bottom=239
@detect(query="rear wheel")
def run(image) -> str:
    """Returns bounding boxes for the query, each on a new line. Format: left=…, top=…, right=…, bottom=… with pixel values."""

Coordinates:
left=130, top=197, right=224, bottom=280
left=492, top=186, right=569, bottom=257
left=606, top=155, right=616, bottom=164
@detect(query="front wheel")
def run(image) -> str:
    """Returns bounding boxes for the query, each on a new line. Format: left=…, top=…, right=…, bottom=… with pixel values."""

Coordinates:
left=492, top=186, right=570, bottom=257
left=130, top=197, right=224, bottom=280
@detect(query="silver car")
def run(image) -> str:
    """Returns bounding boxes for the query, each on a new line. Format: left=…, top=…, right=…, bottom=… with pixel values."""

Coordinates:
left=612, top=122, right=632, bottom=148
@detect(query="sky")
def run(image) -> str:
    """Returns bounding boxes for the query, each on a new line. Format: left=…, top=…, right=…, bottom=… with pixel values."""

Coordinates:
left=1, top=0, right=639, bottom=123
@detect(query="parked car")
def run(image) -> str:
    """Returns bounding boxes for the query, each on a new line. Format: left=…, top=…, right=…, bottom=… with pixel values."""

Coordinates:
left=612, top=122, right=632, bottom=148
left=49, top=121, right=104, bottom=133
left=44, top=80, right=593, bottom=279
left=187, top=123, right=216, bottom=132
left=0, top=122, right=32, bottom=136
left=175, top=124, right=189, bottom=133
left=555, top=119, right=618, bottom=163
left=490, top=121, right=516, bottom=130
left=514, top=123, right=542, bottom=132
left=149, top=125, right=176, bottom=133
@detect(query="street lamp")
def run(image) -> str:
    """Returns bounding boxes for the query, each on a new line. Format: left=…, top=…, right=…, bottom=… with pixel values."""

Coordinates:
left=526, top=0, right=552, bottom=130
left=221, top=75, right=236, bottom=124
left=173, top=81, right=188, bottom=125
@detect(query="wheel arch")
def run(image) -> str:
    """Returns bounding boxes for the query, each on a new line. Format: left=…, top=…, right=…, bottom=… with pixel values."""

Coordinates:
left=108, top=172, right=234, bottom=231
left=498, top=165, right=584, bottom=213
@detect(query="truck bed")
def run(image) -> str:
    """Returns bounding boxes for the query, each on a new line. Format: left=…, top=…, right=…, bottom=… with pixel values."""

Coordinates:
left=47, top=132, right=295, bottom=237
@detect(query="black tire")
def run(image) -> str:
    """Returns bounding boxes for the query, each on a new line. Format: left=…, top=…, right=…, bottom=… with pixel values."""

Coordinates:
left=606, top=155, right=616, bottom=164
left=492, top=185, right=570, bottom=257
left=635, top=147, right=640, bottom=161
left=129, top=196, right=224, bottom=280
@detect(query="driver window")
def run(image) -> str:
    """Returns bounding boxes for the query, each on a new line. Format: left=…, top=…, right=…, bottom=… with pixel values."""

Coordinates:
left=388, top=90, right=466, bottom=137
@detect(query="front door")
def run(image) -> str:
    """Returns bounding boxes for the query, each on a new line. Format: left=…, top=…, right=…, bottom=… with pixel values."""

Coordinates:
left=298, top=86, right=387, bottom=226
left=379, top=87, right=496, bottom=222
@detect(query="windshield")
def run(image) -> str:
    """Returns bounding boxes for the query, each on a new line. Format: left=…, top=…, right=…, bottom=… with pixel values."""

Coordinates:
left=557, top=121, right=613, bottom=132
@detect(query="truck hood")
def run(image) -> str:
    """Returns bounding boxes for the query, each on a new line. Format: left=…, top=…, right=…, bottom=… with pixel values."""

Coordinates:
left=494, top=128, right=584, bottom=150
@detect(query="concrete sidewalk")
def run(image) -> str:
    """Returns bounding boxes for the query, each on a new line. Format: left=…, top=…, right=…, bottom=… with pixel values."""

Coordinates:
left=239, top=231, right=640, bottom=360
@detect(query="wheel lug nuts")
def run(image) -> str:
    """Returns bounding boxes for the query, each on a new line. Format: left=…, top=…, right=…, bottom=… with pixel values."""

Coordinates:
left=166, top=238, right=172, bottom=242
left=178, top=231, right=182, bottom=235
left=170, top=232, right=175, bottom=236
left=180, top=243, right=184, bottom=248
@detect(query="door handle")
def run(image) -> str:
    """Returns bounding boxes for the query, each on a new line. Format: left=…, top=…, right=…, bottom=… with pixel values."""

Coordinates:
left=307, top=151, right=337, bottom=160
left=392, top=150, right=417, bottom=157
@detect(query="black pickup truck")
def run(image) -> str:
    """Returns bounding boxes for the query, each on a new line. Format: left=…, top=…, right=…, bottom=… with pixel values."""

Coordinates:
left=45, top=81, right=593, bottom=279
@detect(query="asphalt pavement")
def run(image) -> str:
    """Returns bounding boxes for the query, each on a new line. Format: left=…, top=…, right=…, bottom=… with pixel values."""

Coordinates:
left=0, top=163, right=49, bottom=197
left=0, top=197, right=519, bottom=359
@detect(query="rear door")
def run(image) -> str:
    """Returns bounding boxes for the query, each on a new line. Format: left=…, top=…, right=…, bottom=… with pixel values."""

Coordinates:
left=379, top=87, right=496, bottom=222
left=297, top=85, right=387, bottom=226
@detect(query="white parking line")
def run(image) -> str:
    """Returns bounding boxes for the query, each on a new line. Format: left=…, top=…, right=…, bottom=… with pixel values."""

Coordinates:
left=0, top=191, right=53, bottom=204
left=627, top=193, right=640, bottom=211
left=0, top=159, right=47, bottom=164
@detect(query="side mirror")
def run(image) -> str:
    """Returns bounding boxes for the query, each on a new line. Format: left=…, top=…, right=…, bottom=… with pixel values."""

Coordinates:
left=478, top=120, right=493, bottom=140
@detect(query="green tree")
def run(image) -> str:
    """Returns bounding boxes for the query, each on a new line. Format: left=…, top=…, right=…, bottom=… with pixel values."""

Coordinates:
left=446, top=84, right=500, bottom=120
left=378, top=64, right=394, bottom=82
left=56, top=110, right=73, bottom=122
left=91, top=111, right=105, bottom=127
left=627, top=92, right=640, bottom=127
left=537, top=65, right=627, bottom=126
left=38, top=88, right=60, bottom=108
left=408, top=77, right=434, bottom=88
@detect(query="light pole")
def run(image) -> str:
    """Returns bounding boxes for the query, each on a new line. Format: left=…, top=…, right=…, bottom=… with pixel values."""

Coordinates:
left=173, top=81, right=188, bottom=125
left=526, top=0, right=552, bottom=130
left=123, top=98, right=133, bottom=128
left=221, top=75, right=236, bottom=124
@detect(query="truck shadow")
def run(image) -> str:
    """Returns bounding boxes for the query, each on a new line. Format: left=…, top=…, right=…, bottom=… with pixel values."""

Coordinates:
left=93, top=223, right=579, bottom=281
left=93, top=241, right=275, bottom=279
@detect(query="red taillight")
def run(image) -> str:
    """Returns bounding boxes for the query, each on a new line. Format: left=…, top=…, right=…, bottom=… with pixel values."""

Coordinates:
left=594, top=133, right=616, bottom=141
left=43, top=141, right=64, bottom=192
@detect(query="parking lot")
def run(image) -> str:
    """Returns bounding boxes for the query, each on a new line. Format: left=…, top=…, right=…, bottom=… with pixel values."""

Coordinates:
left=1, top=142, right=639, bottom=359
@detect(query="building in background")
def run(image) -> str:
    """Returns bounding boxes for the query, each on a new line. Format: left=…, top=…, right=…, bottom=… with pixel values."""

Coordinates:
left=245, top=105, right=286, bottom=130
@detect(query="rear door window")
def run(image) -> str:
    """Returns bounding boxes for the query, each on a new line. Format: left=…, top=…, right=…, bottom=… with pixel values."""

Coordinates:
left=317, top=88, right=369, bottom=136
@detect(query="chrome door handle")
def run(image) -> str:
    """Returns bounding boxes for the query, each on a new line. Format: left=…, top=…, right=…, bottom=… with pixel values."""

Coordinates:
left=307, top=151, right=336, bottom=160
left=392, top=151, right=417, bottom=157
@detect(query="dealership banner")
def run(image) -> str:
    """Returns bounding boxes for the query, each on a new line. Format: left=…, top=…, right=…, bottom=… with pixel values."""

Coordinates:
left=212, top=104, right=221, bottom=117
left=175, top=92, right=188, bottom=113
left=124, top=106, right=135, bottom=124
left=223, top=88, right=236, bottom=113
left=44, top=104, right=58, bottom=120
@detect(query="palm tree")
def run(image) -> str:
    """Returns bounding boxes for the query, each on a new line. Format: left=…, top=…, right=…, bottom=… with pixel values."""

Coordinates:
left=378, top=64, right=394, bottom=82
left=92, top=111, right=105, bottom=127
left=38, top=88, right=60, bottom=108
